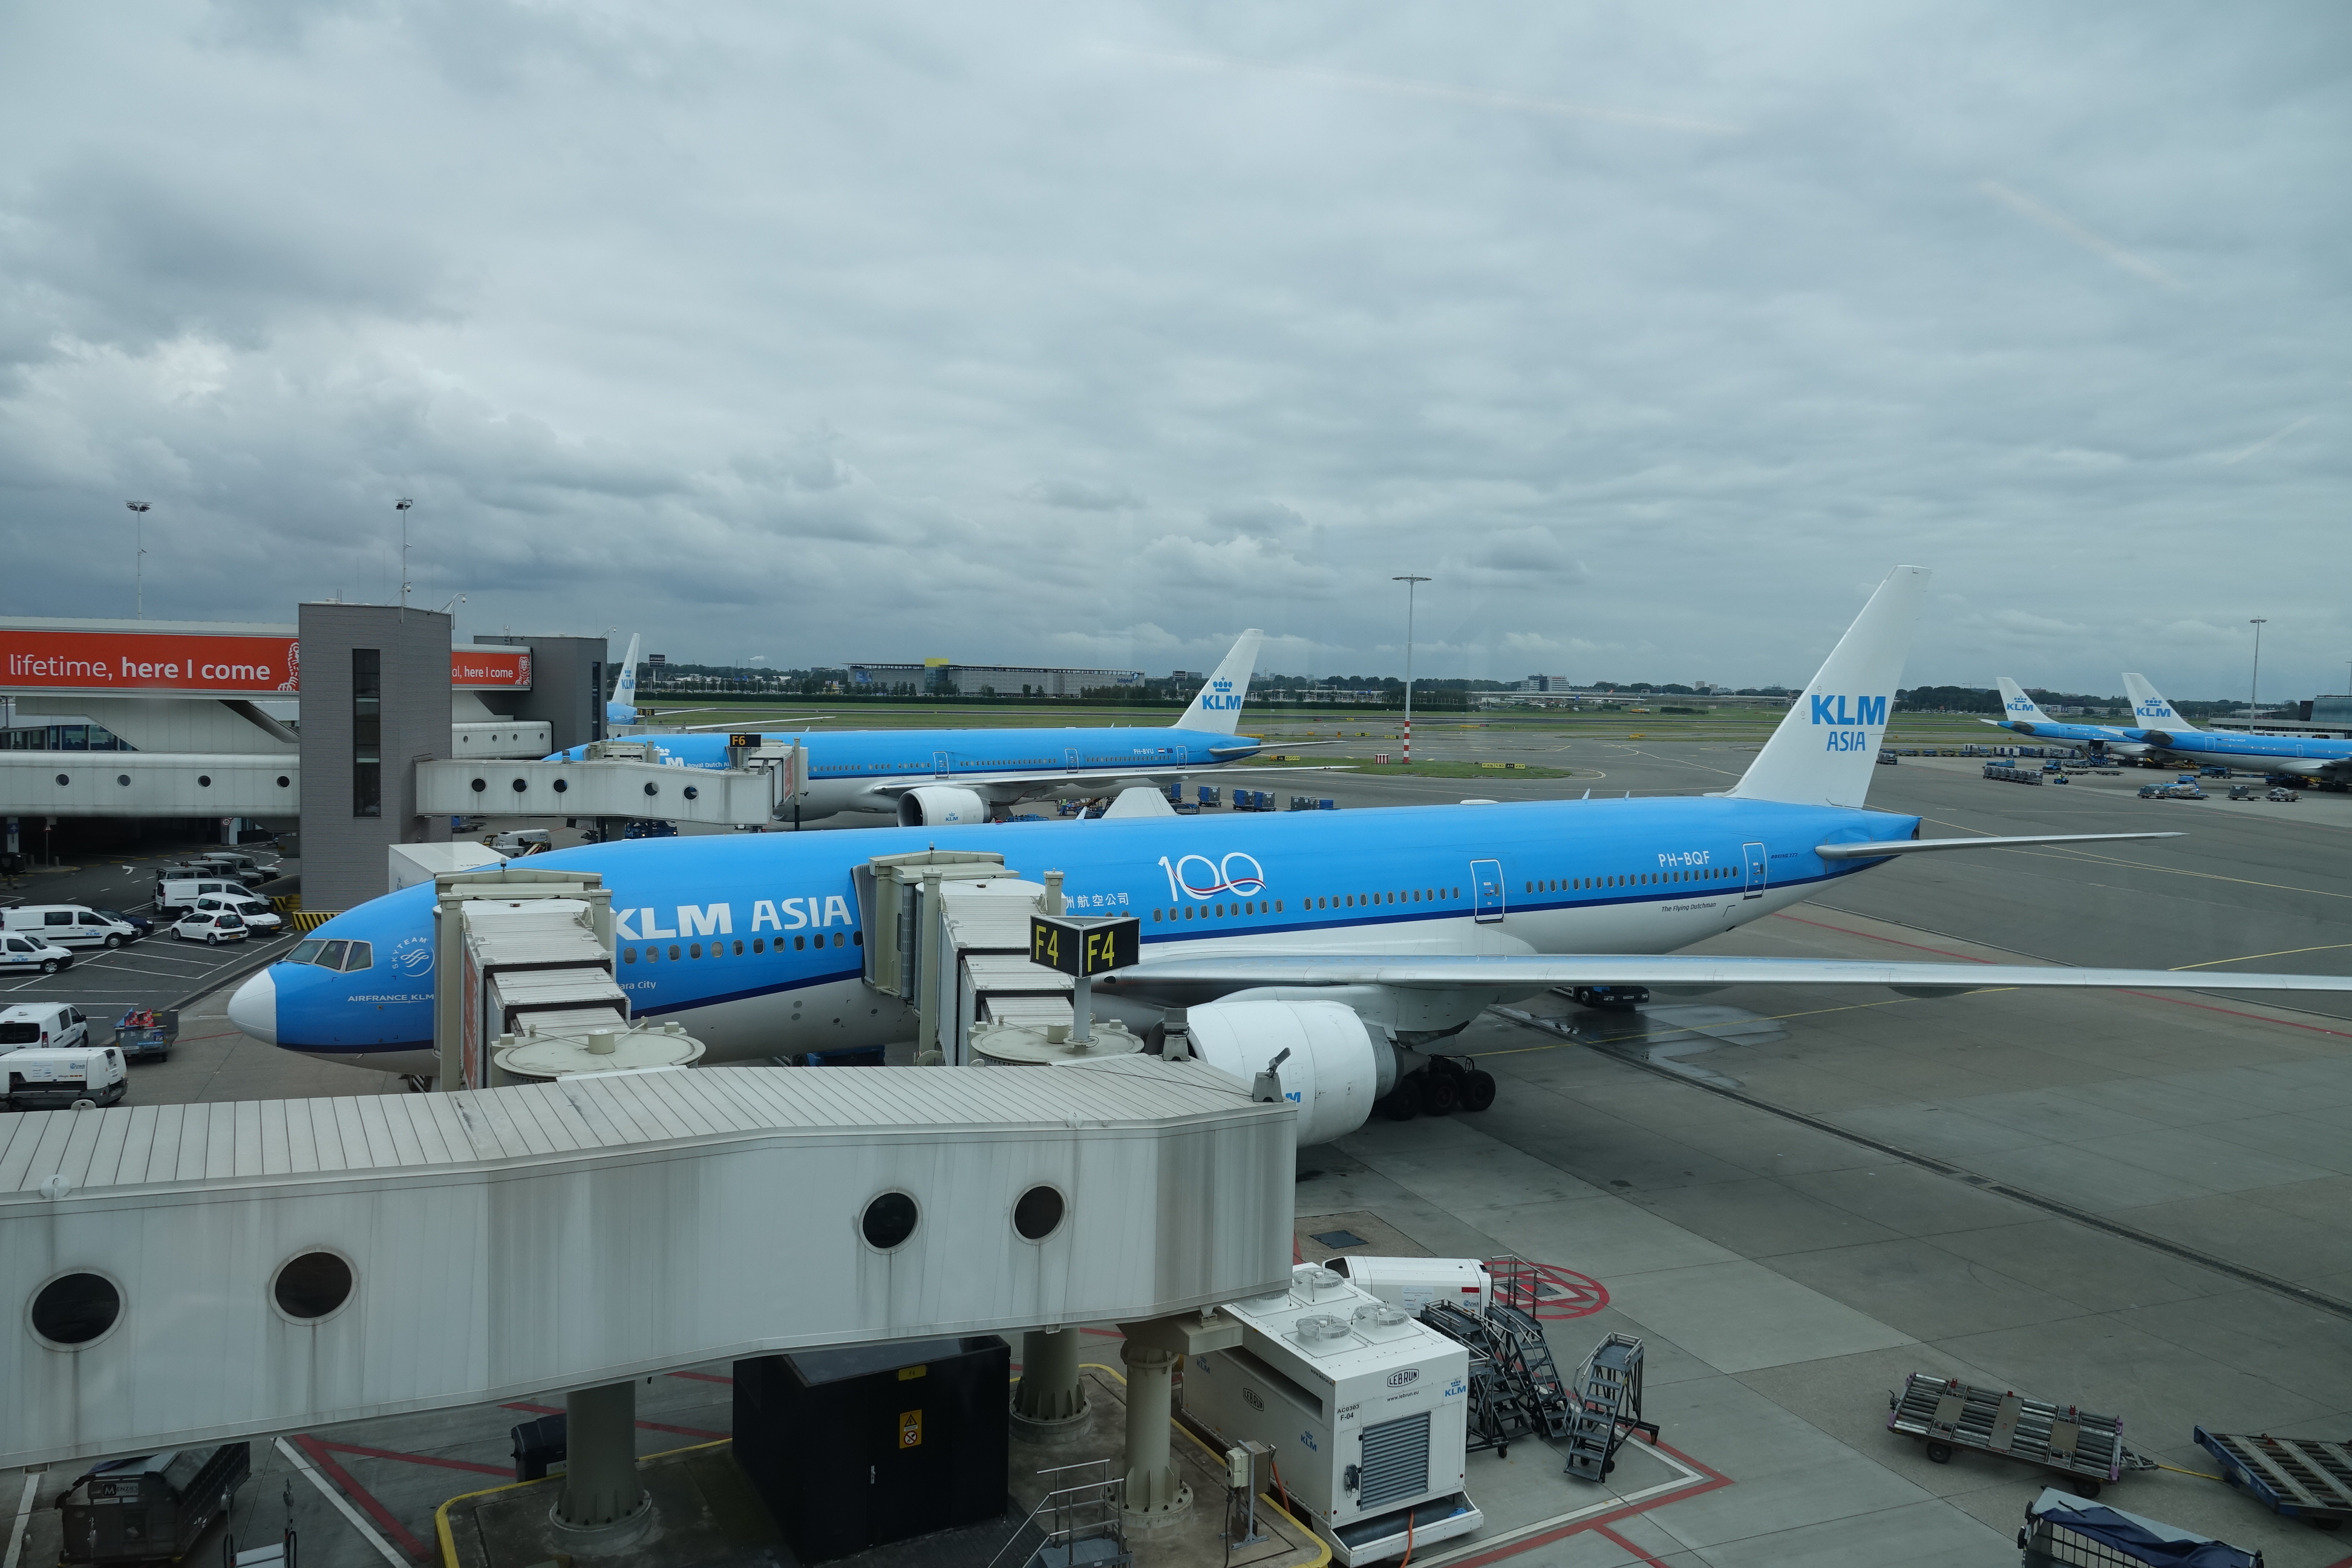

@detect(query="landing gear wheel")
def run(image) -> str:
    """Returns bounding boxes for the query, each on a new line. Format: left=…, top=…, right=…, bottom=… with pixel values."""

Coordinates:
left=1379, top=1076, right=1423, bottom=1121
left=1420, top=1070, right=1460, bottom=1116
left=1924, top=1443, right=1952, bottom=1464
left=2069, top=1478, right=2101, bottom=1500
left=1460, top=1070, right=1497, bottom=1112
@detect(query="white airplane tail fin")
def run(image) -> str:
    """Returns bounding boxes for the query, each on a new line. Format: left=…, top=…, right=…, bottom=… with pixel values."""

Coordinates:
left=1729, top=566, right=1929, bottom=808
left=606, top=633, right=642, bottom=723
left=1175, top=629, right=1264, bottom=734
left=2123, top=673, right=2197, bottom=731
left=1997, top=678, right=2056, bottom=726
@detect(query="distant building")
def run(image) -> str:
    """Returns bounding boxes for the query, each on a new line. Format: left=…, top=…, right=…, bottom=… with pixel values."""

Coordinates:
left=843, top=661, right=1144, bottom=696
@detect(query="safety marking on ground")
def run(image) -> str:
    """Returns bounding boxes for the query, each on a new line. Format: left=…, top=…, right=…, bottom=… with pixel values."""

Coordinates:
left=1497, top=1261, right=1609, bottom=1320
left=1412, top=1432, right=1731, bottom=1568
left=279, top=1435, right=412, bottom=1565
left=1, top=1470, right=39, bottom=1568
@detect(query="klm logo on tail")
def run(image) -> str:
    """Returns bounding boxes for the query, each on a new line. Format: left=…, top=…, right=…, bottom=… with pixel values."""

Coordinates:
left=2007, top=696, right=2036, bottom=714
left=1811, top=693, right=1888, bottom=754
left=2136, top=702, right=2172, bottom=719
left=1199, top=678, right=1242, bottom=712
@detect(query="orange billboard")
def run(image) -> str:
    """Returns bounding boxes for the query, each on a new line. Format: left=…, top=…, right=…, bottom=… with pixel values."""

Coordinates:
left=1, top=630, right=532, bottom=694
left=1, top=630, right=301, bottom=695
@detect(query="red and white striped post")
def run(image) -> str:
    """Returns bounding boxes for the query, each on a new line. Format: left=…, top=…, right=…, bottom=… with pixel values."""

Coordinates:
left=1394, top=575, right=1429, bottom=767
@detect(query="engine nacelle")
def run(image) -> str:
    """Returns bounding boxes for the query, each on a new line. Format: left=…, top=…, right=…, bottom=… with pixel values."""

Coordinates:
left=1183, top=1000, right=1395, bottom=1146
left=896, top=786, right=988, bottom=827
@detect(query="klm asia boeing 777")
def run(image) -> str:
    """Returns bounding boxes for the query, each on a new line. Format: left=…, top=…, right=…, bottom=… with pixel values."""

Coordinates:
left=234, top=569, right=2352, bottom=1144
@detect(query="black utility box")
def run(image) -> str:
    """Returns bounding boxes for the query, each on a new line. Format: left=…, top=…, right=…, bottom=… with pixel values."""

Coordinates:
left=57, top=1443, right=248, bottom=1565
left=734, top=1336, right=1008, bottom=1563
left=509, top=1413, right=568, bottom=1481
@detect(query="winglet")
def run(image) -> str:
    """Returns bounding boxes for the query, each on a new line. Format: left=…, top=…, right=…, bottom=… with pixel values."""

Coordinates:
left=1729, top=566, right=1928, bottom=808
left=1175, top=630, right=1264, bottom=736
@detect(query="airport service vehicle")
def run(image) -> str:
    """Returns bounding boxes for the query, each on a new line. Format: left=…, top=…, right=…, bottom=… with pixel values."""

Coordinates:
left=622, top=818, right=678, bottom=840
left=154, top=874, right=249, bottom=913
left=2137, top=785, right=2163, bottom=799
left=192, top=893, right=283, bottom=933
left=112, top=1007, right=178, bottom=1060
left=1, top=905, right=140, bottom=950
left=0, top=1004, right=91, bottom=1051
left=2199, top=765, right=2232, bottom=778
left=94, top=908, right=153, bottom=939
left=0, top=934, right=74, bottom=975
left=55, top=1444, right=252, bottom=1567
left=2160, top=785, right=2207, bottom=800
left=241, top=567, right=2352, bottom=1131
left=2227, top=784, right=2258, bottom=801
left=2269, top=787, right=2300, bottom=802
left=191, top=851, right=279, bottom=881
left=552, top=632, right=1316, bottom=826
left=172, top=910, right=249, bottom=946
left=486, top=829, right=551, bottom=853
left=2, top=1042, right=126, bottom=1108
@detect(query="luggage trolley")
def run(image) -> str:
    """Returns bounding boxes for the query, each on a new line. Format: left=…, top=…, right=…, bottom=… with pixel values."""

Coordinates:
left=1887, top=1374, right=2152, bottom=1498
left=2194, top=1426, right=2351, bottom=1528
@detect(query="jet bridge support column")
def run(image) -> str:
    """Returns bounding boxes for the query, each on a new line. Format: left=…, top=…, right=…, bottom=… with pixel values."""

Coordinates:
left=1117, top=1311, right=1242, bottom=1530
left=552, top=1380, right=650, bottom=1544
left=1011, top=1327, right=1089, bottom=1445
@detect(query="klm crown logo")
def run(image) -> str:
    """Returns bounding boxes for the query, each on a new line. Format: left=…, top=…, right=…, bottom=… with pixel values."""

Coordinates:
left=1201, top=677, right=1243, bottom=711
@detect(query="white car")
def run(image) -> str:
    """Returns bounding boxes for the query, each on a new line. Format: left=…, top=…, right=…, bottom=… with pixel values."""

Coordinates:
left=172, top=910, right=249, bottom=946
left=0, top=934, right=74, bottom=975
left=192, top=893, right=283, bottom=933
left=0, top=1003, right=91, bottom=1051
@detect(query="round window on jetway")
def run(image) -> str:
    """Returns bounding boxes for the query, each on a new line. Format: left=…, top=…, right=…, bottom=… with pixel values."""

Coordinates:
left=644, top=782, right=659, bottom=797
left=511, top=778, right=528, bottom=793
left=30, top=1272, right=120, bottom=1348
left=861, top=1191, right=919, bottom=1251
left=272, top=1251, right=354, bottom=1322
left=278, top=776, right=290, bottom=788
left=197, top=776, right=211, bottom=788
left=54, top=774, right=68, bottom=786
left=470, top=777, right=487, bottom=792
left=553, top=779, right=568, bottom=793
left=117, top=775, right=131, bottom=787
left=1013, top=1186, right=1065, bottom=1242
left=683, top=785, right=699, bottom=800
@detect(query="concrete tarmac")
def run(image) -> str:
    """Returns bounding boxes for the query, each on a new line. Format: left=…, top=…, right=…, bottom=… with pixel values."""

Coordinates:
left=16, top=739, right=2349, bottom=1568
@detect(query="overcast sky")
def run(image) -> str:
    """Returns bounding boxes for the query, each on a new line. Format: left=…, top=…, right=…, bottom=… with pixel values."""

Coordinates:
left=2, top=3, right=2345, bottom=697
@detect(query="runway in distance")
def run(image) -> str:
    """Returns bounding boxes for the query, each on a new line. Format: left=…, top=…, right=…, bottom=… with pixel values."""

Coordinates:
left=234, top=566, right=2352, bottom=1142
left=558, top=630, right=1306, bottom=826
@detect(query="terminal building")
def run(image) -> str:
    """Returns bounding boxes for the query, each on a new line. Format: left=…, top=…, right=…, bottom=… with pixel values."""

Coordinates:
left=844, top=658, right=1145, bottom=697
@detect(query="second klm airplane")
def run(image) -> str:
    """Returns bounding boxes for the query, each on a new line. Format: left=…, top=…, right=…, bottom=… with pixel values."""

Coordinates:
left=232, top=567, right=2352, bottom=1145
left=566, top=632, right=1278, bottom=826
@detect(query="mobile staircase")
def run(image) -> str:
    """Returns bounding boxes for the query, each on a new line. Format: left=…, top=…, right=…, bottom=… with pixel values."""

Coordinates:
left=1562, top=1333, right=1657, bottom=1482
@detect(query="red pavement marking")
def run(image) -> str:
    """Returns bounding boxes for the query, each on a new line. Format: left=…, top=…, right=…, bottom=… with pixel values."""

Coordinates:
left=292, top=1436, right=432, bottom=1562
left=499, top=1401, right=724, bottom=1440
left=2121, top=989, right=2352, bottom=1040
left=1594, top=1523, right=1673, bottom=1567
left=1492, top=1261, right=1610, bottom=1321
left=1442, top=1434, right=1732, bottom=1568
left=667, top=1370, right=733, bottom=1385
left=1769, top=912, right=1993, bottom=963
left=315, top=1440, right=507, bottom=1478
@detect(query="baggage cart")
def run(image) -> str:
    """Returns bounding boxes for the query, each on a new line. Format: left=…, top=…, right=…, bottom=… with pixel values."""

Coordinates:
left=113, top=1008, right=178, bottom=1061
left=2194, top=1426, right=2351, bottom=1527
left=1888, top=1374, right=2151, bottom=1497
left=2017, top=1486, right=2261, bottom=1567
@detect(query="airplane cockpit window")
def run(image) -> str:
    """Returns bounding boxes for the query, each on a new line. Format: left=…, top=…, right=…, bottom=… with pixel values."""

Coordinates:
left=341, top=942, right=374, bottom=971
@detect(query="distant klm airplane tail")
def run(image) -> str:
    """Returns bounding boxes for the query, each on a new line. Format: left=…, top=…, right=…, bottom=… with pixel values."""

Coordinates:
left=1996, top=678, right=2056, bottom=726
left=1175, top=630, right=1264, bottom=735
left=1729, top=566, right=1928, bottom=809
left=2123, top=673, right=2197, bottom=731
left=607, top=633, right=642, bottom=724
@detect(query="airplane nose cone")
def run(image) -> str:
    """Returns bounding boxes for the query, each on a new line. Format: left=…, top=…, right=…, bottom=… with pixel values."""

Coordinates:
left=229, top=967, right=277, bottom=1045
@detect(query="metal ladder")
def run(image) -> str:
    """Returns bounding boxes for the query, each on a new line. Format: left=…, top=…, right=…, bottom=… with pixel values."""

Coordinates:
left=1563, top=1333, right=1654, bottom=1482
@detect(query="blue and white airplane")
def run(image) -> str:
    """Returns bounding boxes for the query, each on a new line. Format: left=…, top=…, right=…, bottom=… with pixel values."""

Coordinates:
left=606, top=633, right=644, bottom=725
left=233, top=566, right=2352, bottom=1142
left=1984, top=678, right=2156, bottom=757
left=560, top=631, right=1291, bottom=826
left=2120, top=690, right=2352, bottom=780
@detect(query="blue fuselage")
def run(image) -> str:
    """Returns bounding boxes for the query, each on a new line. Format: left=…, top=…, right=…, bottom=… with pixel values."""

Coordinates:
left=256, top=795, right=1919, bottom=1074
left=2120, top=728, right=2352, bottom=777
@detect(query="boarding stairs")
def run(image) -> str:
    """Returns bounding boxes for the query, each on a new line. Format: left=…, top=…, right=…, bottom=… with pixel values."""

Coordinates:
left=1414, top=1258, right=1575, bottom=1457
left=1562, top=1333, right=1656, bottom=1482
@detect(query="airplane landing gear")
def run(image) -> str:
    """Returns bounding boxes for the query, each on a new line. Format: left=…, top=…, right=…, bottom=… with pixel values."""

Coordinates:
left=1374, top=1055, right=1497, bottom=1121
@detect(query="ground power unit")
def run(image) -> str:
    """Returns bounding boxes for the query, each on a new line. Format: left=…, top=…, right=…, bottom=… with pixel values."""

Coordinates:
left=1185, top=1265, right=1482, bottom=1564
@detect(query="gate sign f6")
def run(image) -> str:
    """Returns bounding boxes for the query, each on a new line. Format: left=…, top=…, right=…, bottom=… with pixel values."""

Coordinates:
left=1030, top=914, right=1140, bottom=978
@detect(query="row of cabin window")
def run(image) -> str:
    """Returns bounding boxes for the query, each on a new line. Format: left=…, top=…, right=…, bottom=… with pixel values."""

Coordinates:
left=1151, top=886, right=1465, bottom=923
left=1524, top=867, right=1739, bottom=893
left=623, top=930, right=863, bottom=964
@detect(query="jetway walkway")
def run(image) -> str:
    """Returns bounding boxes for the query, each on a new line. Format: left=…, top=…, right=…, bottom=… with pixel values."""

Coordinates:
left=0, top=1056, right=1295, bottom=1468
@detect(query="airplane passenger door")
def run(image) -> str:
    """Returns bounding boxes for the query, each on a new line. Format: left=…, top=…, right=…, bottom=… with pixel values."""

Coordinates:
left=933, top=750, right=950, bottom=780
left=1471, top=859, right=1506, bottom=923
left=1742, top=842, right=1768, bottom=898
left=1065, top=747, right=1082, bottom=773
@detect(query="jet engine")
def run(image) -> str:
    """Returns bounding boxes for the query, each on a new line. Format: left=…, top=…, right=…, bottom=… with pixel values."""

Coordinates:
left=1181, top=999, right=1397, bottom=1146
left=897, top=787, right=989, bottom=827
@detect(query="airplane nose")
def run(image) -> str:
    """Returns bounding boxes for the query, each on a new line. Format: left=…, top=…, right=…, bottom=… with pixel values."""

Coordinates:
left=229, top=967, right=277, bottom=1045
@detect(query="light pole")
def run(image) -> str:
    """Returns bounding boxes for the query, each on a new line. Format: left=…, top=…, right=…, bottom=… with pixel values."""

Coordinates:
left=125, top=502, right=151, bottom=618
left=395, top=498, right=414, bottom=618
left=1393, top=575, right=1430, bottom=765
left=2247, top=618, right=2267, bottom=727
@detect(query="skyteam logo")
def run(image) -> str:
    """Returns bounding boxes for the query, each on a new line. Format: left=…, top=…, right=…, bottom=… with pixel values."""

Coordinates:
left=1809, top=693, right=1887, bottom=754
left=391, top=934, right=434, bottom=979
left=1199, top=678, right=1242, bottom=711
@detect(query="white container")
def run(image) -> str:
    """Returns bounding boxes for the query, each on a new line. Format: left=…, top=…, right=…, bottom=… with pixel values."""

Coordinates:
left=1184, top=1264, right=1482, bottom=1564
left=1322, top=1256, right=1492, bottom=1316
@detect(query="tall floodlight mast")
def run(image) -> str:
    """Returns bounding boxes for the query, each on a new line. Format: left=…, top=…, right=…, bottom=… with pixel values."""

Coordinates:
left=125, top=501, right=151, bottom=619
left=1394, top=575, right=1431, bottom=765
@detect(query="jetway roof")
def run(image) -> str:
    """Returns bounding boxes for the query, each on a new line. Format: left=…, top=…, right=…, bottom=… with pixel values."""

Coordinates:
left=0, top=1058, right=1255, bottom=1194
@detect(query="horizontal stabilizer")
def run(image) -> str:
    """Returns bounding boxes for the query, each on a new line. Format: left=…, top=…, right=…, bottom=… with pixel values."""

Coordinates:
left=1814, top=832, right=2180, bottom=860
left=1101, top=786, right=1178, bottom=818
left=1100, top=952, right=2352, bottom=996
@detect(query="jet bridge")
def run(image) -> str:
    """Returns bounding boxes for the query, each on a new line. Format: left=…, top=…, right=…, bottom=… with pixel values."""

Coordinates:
left=0, top=1055, right=1295, bottom=1468
left=414, top=742, right=806, bottom=826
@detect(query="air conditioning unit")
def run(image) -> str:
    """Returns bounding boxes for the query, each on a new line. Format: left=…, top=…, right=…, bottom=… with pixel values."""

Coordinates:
left=1184, top=1265, right=1482, bottom=1564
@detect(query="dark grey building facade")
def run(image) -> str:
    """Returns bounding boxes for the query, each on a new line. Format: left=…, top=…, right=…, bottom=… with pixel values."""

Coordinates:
left=475, top=634, right=608, bottom=754
left=298, top=604, right=452, bottom=913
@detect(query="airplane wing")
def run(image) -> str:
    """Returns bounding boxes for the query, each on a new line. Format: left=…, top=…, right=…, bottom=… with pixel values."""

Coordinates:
left=1097, top=952, right=2352, bottom=999
left=1814, top=832, right=2178, bottom=859
left=673, top=717, right=837, bottom=731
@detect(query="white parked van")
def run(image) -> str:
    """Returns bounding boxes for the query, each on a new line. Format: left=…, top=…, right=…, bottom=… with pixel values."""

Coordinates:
left=155, top=875, right=247, bottom=913
left=1, top=905, right=141, bottom=950
left=0, top=1004, right=91, bottom=1051
left=192, top=893, right=283, bottom=933
left=0, top=934, right=74, bottom=974
left=2, top=1044, right=126, bottom=1109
